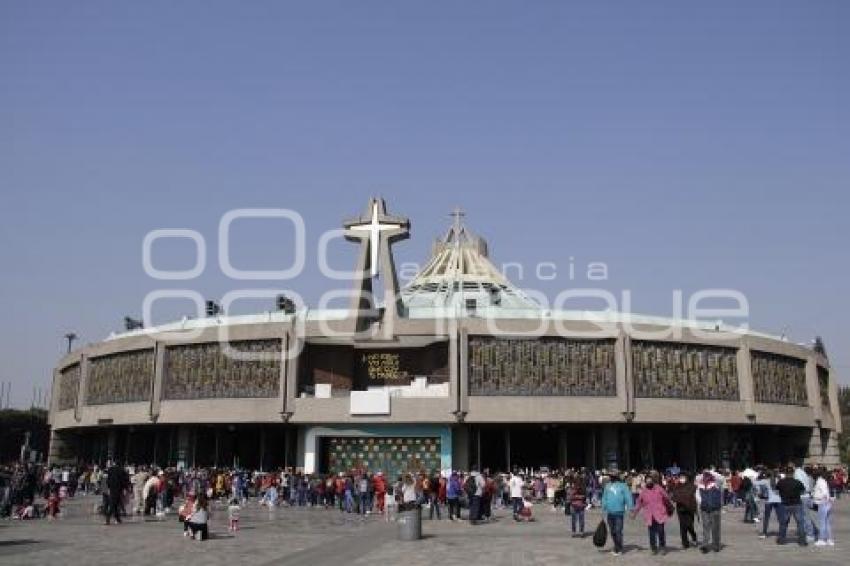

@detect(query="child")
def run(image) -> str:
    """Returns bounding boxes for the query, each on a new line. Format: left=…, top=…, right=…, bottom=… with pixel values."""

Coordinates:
left=14, top=499, right=36, bottom=520
left=178, top=493, right=195, bottom=537
left=517, top=498, right=534, bottom=522
left=46, top=489, right=61, bottom=520
left=228, top=497, right=241, bottom=532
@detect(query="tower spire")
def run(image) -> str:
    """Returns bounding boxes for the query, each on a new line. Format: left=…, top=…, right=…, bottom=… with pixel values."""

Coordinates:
left=449, top=206, right=465, bottom=236
left=449, top=206, right=466, bottom=275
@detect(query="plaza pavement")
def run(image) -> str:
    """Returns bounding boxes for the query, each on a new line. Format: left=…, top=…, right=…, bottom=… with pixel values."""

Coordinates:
left=0, top=495, right=846, bottom=566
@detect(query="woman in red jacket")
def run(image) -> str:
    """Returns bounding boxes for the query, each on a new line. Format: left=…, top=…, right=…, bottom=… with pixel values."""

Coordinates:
left=373, top=472, right=387, bottom=515
left=632, top=472, right=674, bottom=555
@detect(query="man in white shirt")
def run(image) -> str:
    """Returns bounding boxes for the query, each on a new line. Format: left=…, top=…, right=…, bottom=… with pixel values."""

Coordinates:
left=792, top=464, right=816, bottom=541
left=142, top=473, right=160, bottom=515
left=131, top=468, right=149, bottom=514
left=468, top=469, right=485, bottom=523
left=509, top=473, right=524, bottom=520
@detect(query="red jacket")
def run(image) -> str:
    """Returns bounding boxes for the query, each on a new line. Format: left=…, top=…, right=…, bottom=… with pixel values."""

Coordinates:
left=634, top=485, right=672, bottom=526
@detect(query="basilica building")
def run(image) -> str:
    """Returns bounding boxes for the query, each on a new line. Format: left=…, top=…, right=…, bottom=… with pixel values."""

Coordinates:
left=49, top=199, right=842, bottom=474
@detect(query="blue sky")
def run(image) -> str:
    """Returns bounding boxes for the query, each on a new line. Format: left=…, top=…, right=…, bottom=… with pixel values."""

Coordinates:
left=1, top=1, right=848, bottom=406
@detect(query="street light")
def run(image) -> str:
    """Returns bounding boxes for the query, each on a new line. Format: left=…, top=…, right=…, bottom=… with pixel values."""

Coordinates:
left=64, top=332, right=77, bottom=354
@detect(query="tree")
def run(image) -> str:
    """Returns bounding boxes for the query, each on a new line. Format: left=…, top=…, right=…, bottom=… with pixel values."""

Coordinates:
left=0, top=408, right=49, bottom=464
left=839, top=385, right=850, bottom=417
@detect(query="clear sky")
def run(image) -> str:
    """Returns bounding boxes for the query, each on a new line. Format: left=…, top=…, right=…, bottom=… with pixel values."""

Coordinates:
left=1, top=1, right=848, bottom=407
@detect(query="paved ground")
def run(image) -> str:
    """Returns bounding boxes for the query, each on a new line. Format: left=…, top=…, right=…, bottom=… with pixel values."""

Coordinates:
left=0, top=495, right=846, bottom=566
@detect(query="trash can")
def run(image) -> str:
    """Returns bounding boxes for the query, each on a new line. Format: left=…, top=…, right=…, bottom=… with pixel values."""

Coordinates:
left=397, top=505, right=422, bottom=541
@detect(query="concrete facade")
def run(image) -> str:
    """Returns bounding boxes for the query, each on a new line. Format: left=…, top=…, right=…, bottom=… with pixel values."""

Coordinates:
left=47, top=199, right=843, bottom=470
left=48, top=313, right=843, bottom=469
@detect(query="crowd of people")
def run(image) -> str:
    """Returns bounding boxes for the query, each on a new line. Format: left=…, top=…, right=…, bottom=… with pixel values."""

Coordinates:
left=1, top=460, right=845, bottom=554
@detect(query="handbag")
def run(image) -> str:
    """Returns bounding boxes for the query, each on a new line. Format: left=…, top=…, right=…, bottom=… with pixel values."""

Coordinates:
left=663, top=496, right=675, bottom=516
left=592, top=518, right=608, bottom=547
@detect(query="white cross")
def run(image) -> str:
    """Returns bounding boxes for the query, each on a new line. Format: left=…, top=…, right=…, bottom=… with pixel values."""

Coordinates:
left=348, top=201, right=403, bottom=277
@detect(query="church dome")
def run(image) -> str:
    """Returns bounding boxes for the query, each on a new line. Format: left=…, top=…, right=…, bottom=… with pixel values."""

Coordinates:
left=401, top=211, right=540, bottom=312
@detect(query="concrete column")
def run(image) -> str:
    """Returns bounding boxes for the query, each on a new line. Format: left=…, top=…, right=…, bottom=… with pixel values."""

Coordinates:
left=48, top=368, right=60, bottom=428
left=828, top=367, right=842, bottom=434
left=285, top=333, right=301, bottom=412
left=800, top=426, right=839, bottom=467
left=449, top=325, right=459, bottom=418
left=459, top=327, right=469, bottom=414
left=804, top=427, right=825, bottom=465
left=805, top=356, right=822, bottom=424
left=278, top=332, right=289, bottom=417
left=75, top=354, right=88, bottom=422
left=615, top=332, right=630, bottom=418
left=737, top=338, right=755, bottom=419
left=150, top=341, right=165, bottom=421
left=47, top=430, right=74, bottom=466
left=624, top=334, right=635, bottom=416
left=822, top=430, right=841, bottom=467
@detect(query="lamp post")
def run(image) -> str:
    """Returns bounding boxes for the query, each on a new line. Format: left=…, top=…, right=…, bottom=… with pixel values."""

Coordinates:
left=64, top=332, right=77, bottom=354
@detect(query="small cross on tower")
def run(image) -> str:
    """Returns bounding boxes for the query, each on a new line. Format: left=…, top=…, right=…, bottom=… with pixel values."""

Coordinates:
left=449, top=206, right=465, bottom=235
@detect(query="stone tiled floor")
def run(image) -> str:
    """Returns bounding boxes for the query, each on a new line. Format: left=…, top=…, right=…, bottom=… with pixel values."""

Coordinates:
left=0, top=496, right=846, bottom=565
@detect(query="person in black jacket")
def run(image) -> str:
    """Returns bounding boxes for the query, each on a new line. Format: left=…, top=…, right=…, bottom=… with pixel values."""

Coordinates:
left=104, top=462, right=129, bottom=525
left=669, top=473, right=699, bottom=549
left=775, top=468, right=807, bottom=546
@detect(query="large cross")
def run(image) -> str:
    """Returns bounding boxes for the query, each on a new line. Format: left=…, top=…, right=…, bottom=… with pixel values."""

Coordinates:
left=346, top=200, right=405, bottom=278
left=343, top=198, right=410, bottom=330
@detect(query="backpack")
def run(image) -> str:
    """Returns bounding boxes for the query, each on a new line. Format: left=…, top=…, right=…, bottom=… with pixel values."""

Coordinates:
left=758, top=483, right=769, bottom=500
left=463, top=476, right=477, bottom=497
left=700, top=487, right=721, bottom=512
